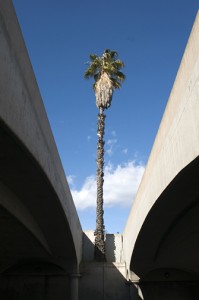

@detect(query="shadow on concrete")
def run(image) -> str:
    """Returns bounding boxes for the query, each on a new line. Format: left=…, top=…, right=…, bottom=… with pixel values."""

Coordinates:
left=131, top=157, right=199, bottom=278
left=0, top=120, right=79, bottom=299
left=129, top=157, right=199, bottom=299
left=80, top=232, right=142, bottom=300
left=139, top=280, right=199, bottom=300
left=0, top=260, right=70, bottom=300
left=105, top=234, right=116, bottom=262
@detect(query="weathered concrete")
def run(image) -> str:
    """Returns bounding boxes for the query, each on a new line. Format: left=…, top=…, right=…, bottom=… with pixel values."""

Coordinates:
left=0, top=275, right=70, bottom=300
left=80, top=231, right=131, bottom=300
left=139, top=281, right=199, bottom=300
left=123, top=8, right=199, bottom=293
left=82, top=231, right=124, bottom=263
left=0, top=0, right=82, bottom=298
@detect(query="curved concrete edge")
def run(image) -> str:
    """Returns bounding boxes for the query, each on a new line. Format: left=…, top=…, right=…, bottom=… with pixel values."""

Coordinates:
left=123, top=11, right=199, bottom=272
left=0, top=0, right=82, bottom=264
left=0, top=181, right=51, bottom=255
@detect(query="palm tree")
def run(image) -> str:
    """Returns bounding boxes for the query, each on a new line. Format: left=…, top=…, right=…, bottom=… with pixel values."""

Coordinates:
left=84, top=49, right=125, bottom=261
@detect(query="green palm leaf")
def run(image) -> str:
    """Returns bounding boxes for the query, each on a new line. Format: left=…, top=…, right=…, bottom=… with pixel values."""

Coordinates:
left=84, top=49, right=125, bottom=96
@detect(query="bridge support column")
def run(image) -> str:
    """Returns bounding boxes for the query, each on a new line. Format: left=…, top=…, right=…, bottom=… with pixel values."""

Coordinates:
left=70, top=273, right=81, bottom=300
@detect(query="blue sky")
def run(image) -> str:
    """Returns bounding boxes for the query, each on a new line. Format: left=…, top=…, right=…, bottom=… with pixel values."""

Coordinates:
left=13, top=0, right=198, bottom=233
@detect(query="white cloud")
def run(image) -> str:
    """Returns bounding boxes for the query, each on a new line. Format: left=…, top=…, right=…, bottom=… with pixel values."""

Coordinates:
left=71, top=161, right=145, bottom=210
left=71, top=176, right=96, bottom=210
left=87, top=135, right=91, bottom=141
left=67, top=175, right=75, bottom=186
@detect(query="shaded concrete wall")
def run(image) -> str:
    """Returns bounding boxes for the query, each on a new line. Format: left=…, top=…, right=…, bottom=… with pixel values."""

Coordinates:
left=123, top=10, right=199, bottom=276
left=0, top=1, right=82, bottom=299
left=82, top=231, right=124, bottom=263
left=0, top=275, right=70, bottom=300
left=0, top=0, right=82, bottom=265
left=80, top=231, right=132, bottom=300
left=139, top=281, right=199, bottom=300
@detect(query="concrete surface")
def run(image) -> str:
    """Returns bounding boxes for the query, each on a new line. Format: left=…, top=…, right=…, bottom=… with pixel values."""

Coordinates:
left=123, top=9, right=199, bottom=287
left=0, top=0, right=82, bottom=298
left=82, top=231, right=124, bottom=263
left=80, top=231, right=131, bottom=300
left=139, top=281, right=199, bottom=300
left=79, top=262, right=130, bottom=300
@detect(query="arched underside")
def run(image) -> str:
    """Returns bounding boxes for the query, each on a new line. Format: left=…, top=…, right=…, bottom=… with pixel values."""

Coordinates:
left=0, top=119, right=77, bottom=274
left=130, top=156, right=199, bottom=281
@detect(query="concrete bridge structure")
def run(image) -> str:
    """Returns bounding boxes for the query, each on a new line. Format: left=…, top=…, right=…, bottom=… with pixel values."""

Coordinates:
left=0, top=1, right=82, bottom=298
left=1, top=0, right=199, bottom=299
left=123, top=10, right=199, bottom=299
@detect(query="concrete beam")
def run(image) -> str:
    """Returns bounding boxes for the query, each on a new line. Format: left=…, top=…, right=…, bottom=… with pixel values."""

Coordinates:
left=123, top=10, right=199, bottom=278
left=0, top=0, right=82, bottom=270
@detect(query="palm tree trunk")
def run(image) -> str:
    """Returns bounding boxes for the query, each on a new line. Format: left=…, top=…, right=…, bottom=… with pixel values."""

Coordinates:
left=94, top=107, right=106, bottom=261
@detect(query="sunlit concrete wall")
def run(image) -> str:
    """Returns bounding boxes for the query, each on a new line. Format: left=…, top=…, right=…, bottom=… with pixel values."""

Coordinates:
left=79, top=231, right=131, bottom=300
left=0, top=1, right=83, bottom=298
left=82, top=231, right=124, bottom=263
left=0, top=0, right=82, bottom=264
left=123, top=10, right=199, bottom=275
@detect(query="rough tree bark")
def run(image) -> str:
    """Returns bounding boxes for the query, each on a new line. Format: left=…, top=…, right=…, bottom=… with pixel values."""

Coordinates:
left=94, top=107, right=106, bottom=261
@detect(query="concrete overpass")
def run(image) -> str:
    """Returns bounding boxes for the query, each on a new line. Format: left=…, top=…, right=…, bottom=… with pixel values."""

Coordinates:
left=123, top=10, right=199, bottom=299
left=1, top=0, right=199, bottom=299
left=0, top=0, right=82, bottom=298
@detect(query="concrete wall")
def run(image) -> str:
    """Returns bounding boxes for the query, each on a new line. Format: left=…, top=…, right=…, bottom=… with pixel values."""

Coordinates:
left=80, top=231, right=131, bottom=300
left=0, top=1, right=83, bottom=298
left=0, top=0, right=82, bottom=266
left=82, top=231, right=124, bottom=263
left=79, top=263, right=130, bottom=300
left=139, top=281, right=199, bottom=300
left=0, top=275, right=70, bottom=300
left=123, top=10, right=199, bottom=277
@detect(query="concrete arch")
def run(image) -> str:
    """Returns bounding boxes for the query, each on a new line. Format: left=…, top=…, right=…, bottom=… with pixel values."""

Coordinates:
left=0, top=0, right=82, bottom=276
left=0, top=120, right=79, bottom=273
left=131, top=156, right=199, bottom=279
left=123, top=11, right=199, bottom=283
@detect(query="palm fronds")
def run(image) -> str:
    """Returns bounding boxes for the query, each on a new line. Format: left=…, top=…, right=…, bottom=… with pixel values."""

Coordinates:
left=84, top=49, right=125, bottom=90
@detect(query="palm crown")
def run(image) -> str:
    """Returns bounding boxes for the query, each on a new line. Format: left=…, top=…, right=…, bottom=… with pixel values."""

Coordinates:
left=84, top=49, right=125, bottom=109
